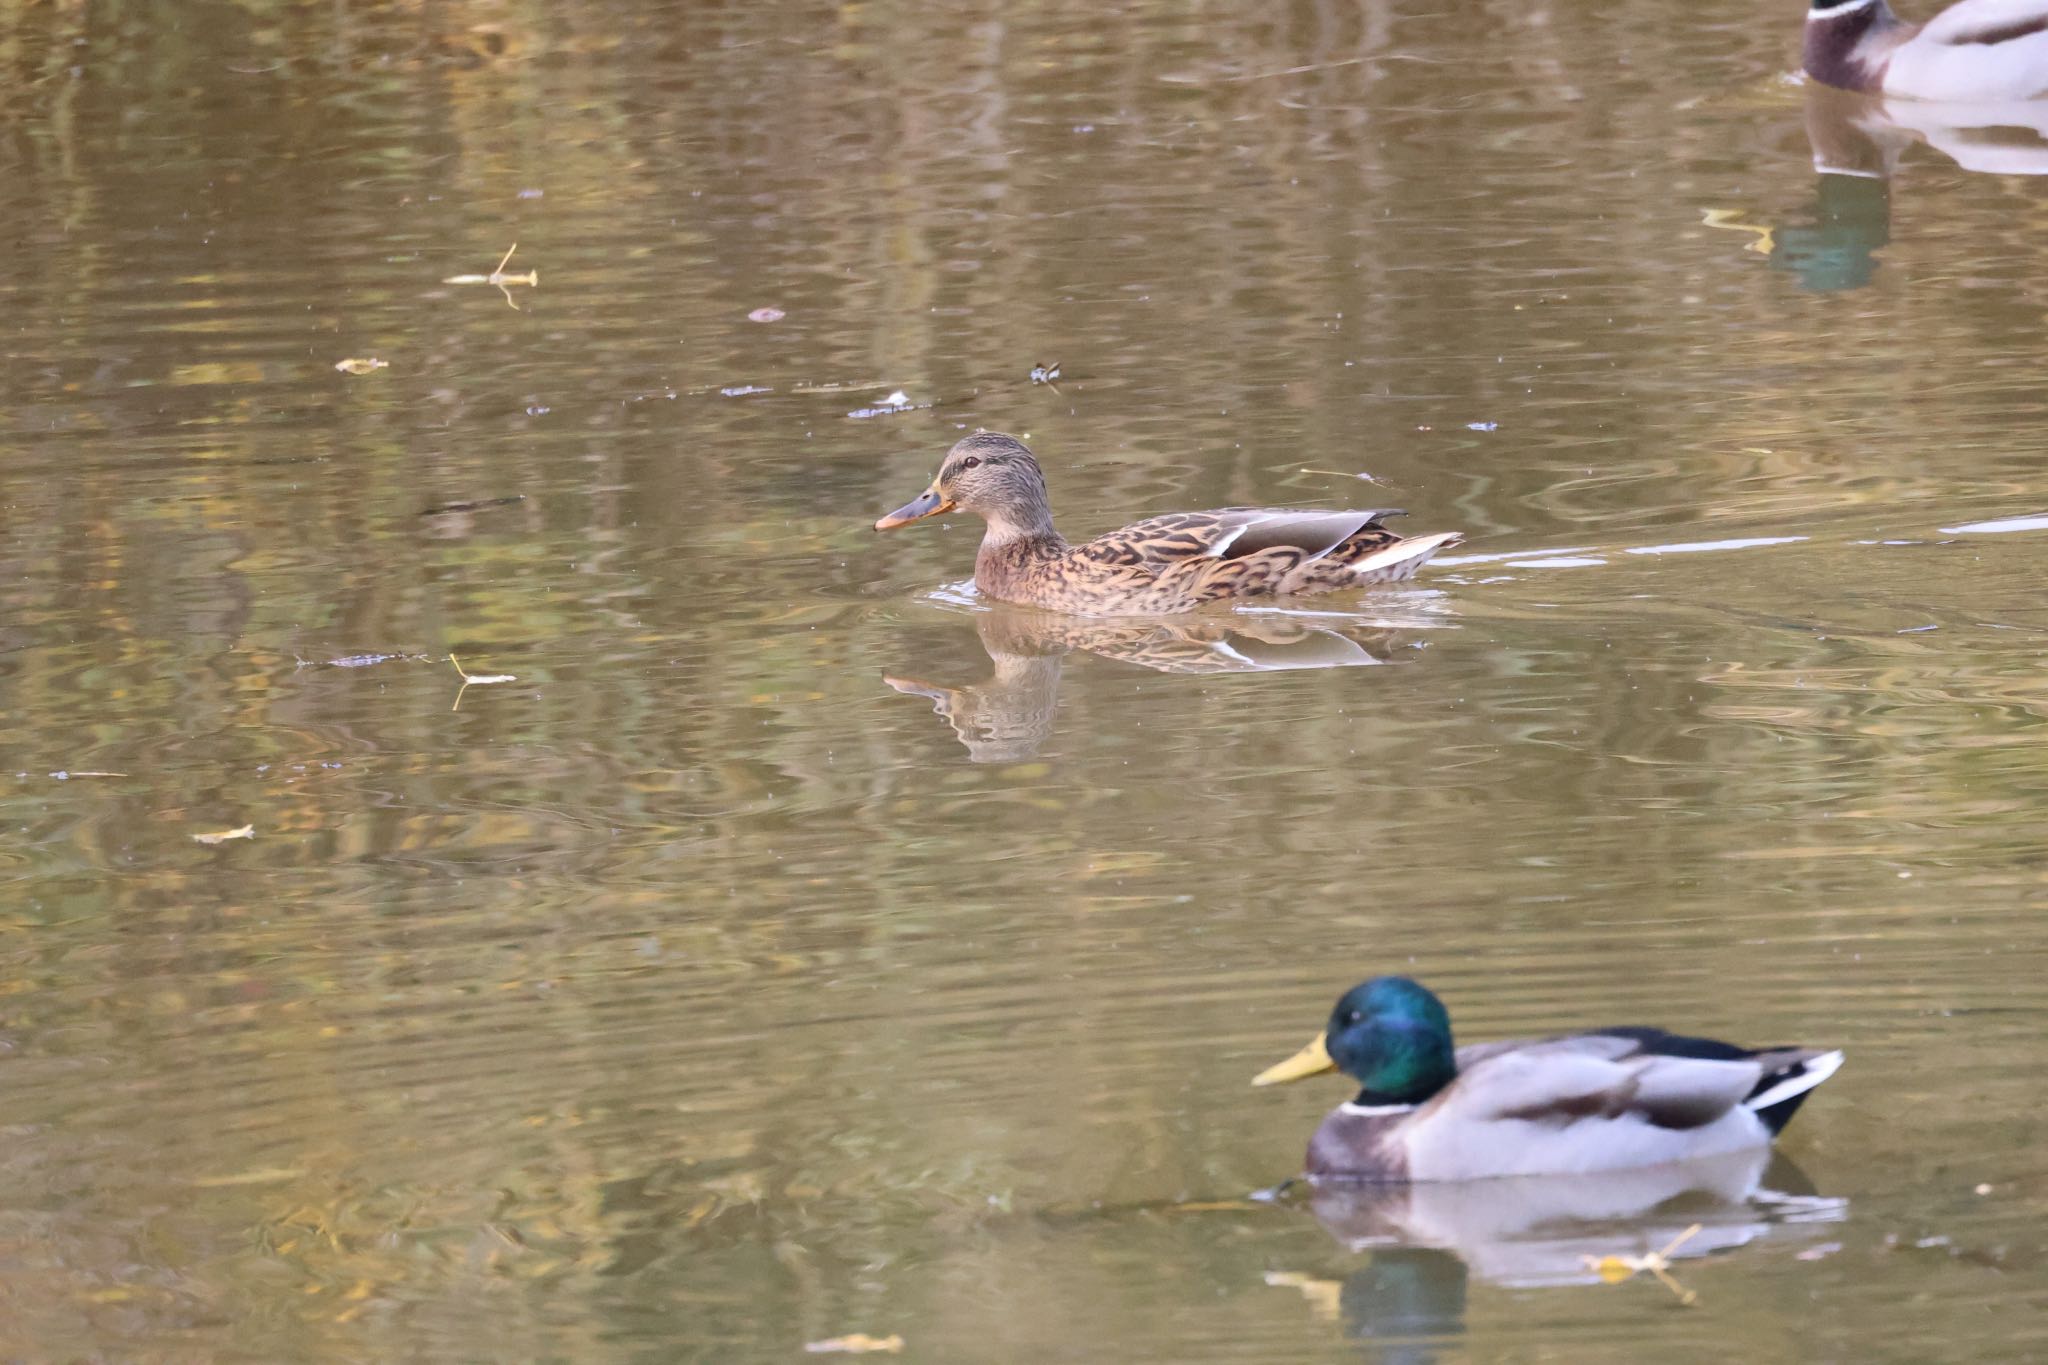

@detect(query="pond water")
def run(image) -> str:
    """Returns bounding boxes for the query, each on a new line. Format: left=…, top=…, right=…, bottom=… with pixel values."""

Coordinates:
left=3, top=0, right=2045, bottom=1359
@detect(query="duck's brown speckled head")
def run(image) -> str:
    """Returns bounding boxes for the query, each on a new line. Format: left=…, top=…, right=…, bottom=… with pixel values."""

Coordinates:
left=875, top=432, right=1055, bottom=538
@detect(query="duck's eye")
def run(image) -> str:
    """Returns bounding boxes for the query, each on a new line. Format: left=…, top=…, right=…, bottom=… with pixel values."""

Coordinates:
left=1345, top=1010, right=1363, bottom=1026
left=960, top=455, right=981, bottom=470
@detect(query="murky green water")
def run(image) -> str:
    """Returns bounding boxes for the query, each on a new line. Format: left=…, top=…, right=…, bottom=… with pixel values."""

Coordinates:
left=3, top=0, right=2046, bottom=1359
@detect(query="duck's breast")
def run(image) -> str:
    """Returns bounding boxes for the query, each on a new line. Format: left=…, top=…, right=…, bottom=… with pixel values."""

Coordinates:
left=1305, top=1103, right=1412, bottom=1181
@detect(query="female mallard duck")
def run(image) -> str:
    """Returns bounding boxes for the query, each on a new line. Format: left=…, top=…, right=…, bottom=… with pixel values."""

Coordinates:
left=1256, top=977, right=1843, bottom=1182
left=1804, top=0, right=2048, bottom=100
left=874, top=432, right=1460, bottom=616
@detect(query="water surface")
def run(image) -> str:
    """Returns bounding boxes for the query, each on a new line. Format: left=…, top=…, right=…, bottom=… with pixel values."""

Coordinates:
left=3, top=0, right=2046, bottom=1359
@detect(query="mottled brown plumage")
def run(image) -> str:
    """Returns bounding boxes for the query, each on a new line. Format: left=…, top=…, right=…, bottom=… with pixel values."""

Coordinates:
left=874, top=432, right=1461, bottom=616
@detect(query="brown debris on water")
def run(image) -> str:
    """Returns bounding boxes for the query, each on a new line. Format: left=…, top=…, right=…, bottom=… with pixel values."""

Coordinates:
left=443, top=243, right=538, bottom=309
left=804, top=1334, right=903, bottom=1354
left=450, top=653, right=517, bottom=712
left=1582, top=1222, right=1704, bottom=1305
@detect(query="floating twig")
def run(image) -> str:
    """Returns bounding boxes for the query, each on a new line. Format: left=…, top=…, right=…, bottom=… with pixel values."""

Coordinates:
left=1298, top=468, right=1386, bottom=484
left=804, top=1335, right=903, bottom=1355
left=450, top=652, right=517, bottom=711
left=444, top=243, right=539, bottom=309
left=1583, top=1223, right=1705, bottom=1305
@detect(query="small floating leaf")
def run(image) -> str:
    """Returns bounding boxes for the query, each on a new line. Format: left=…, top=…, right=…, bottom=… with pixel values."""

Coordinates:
left=1263, top=1272, right=1343, bottom=1322
left=848, top=390, right=921, bottom=419
left=747, top=306, right=786, bottom=323
left=193, top=825, right=255, bottom=845
left=334, top=357, right=389, bottom=375
left=419, top=496, right=526, bottom=517
left=804, top=1335, right=903, bottom=1355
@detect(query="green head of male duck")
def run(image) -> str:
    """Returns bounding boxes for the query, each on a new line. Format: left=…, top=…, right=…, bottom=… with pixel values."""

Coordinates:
left=874, top=432, right=1055, bottom=539
left=1254, top=976, right=1458, bottom=1105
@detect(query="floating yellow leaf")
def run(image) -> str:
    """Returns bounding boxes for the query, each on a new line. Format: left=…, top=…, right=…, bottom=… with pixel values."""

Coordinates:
left=1589, top=1255, right=1637, bottom=1285
left=1699, top=208, right=1775, bottom=257
left=334, top=357, right=389, bottom=375
left=1264, top=1271, right=1343, bottom=1322
left=804, top=1335, right=904, bottom=1355
left=192, top=824, right=255, bottom=846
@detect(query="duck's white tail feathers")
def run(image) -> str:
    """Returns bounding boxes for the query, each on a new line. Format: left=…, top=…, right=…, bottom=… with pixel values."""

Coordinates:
left=1745, top=1049, right=1844, bottom=1132
left=1352, top=530, right=1463, bottom=582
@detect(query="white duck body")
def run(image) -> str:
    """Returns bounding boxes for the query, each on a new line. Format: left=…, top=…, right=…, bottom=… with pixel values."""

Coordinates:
left=1394, top=1038, right=1838, bottom=1180
left=1299, top=1033, right=1845, bottom=1182
left=1806, top=0, right=2048, bottom=100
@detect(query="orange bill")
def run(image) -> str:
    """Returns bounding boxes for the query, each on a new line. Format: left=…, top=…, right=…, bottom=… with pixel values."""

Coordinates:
left=875, top=487, right=954, bottom=530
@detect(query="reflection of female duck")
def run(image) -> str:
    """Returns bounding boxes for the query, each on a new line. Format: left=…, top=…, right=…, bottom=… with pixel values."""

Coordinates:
left=1256, top=978, right=1843, bottom=1181
left=884, top=607, right=1407, bottom=762
left=1804, top=0, right=2048, bottom=100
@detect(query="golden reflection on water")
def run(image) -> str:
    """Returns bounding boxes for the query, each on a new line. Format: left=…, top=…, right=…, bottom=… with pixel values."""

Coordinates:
left=885, top=600, right=1439, bottom=762
left=4, top=0, right=2048, bottom=1359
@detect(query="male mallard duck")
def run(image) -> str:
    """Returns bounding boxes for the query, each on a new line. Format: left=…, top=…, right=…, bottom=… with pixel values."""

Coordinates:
left=1255, top=977, right=1843, bottom=1182
left=873, top=432, right=1460, bottom=616
left=1804, top=0, right=2048, bottom=100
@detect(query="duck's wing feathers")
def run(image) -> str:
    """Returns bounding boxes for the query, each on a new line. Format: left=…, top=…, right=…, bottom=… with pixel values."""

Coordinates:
left=1448, top=1029, right=1843, bottom=1132
left=1918, top=0, right=2048, bottom=46
left=1078, top=508, right=1403, bottom=568
left=1890, top=0, right=2048, bottom=99
left=1442, top=1034, right=1764, bottom=1131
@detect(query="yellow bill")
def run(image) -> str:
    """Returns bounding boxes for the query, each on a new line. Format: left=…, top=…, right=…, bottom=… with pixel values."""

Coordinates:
left=1252, top=1031, right=1336, bottom=1087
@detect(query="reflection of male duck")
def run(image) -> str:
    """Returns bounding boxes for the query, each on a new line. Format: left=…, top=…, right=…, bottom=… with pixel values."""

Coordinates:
left=884, top=607, right=1410, bottom=763
left=1304, top=1147, right=1840, bottom=1287
left=1268, top=1150, right=1840, bottom=1357
left=1750, top=84, right=2048, bottom=291
left=1807, top=81, right=2048, bottom=178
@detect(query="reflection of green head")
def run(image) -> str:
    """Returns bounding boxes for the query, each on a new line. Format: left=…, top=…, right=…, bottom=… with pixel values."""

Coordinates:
left=1774, top=173, right=1890, bottom=293
left=1325, top=977, right=1457, bottom=1104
